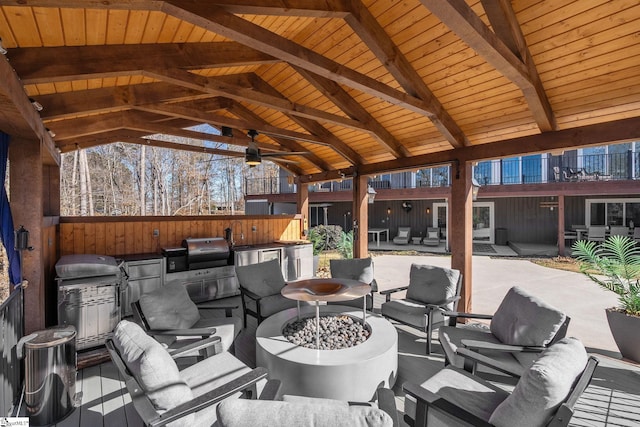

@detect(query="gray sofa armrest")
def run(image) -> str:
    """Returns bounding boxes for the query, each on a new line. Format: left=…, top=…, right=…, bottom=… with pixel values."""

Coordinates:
left=380, top=285, right=409, bottom=302
left=442, top=311, right=493, bottom=326
left=403, top=381, right=492, bottom=427
left=148, top=367, right=269, bottom=427
left=167, top=335, right=222, bottom=359
left=461, top=339, right=546, bottom=353
left=258, top=379, right=282, bottom=400
left=426, top=295, right=461, bottom=310
left=197, top=300, right=239, bottom=317
left=456, top=347, right=523, bottom=378
left=146, top=327, right=217, bottom=337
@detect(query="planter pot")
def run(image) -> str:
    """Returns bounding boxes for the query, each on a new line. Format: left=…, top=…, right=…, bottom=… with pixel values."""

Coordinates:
left=606, top=308, right=640, bottom=363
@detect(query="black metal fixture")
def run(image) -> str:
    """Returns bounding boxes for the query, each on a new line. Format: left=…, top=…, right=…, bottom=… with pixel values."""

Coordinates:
left=245, top=129, right=308, bottom=166
left=221, top=126, right=233, bottom=137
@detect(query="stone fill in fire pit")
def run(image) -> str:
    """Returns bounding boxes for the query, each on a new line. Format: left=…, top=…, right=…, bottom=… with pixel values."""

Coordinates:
left=283, top=315, right=370, bottom=350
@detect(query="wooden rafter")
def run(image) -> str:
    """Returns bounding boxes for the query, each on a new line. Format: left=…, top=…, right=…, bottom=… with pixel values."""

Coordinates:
left=227, top=102, right=333, bottom=172
left=345, top=0, right=468, bottom=149
left=161, top=3, right=440, bottom=119
left=419, top=0, right=555, bottom=132
left=293, top=67, right=409, bottom=158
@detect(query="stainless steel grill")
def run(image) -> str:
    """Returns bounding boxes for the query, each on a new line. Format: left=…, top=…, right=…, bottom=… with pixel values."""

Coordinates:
left=182, top=237, right=230, bottom=269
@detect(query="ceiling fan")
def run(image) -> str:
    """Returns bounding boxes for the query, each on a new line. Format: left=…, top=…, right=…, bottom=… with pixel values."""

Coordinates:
left=244, top=129, right=309, bottom=167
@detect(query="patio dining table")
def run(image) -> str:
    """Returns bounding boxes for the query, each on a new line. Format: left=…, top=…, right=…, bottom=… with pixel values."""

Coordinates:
left=368, top=228, right=389, bottom=247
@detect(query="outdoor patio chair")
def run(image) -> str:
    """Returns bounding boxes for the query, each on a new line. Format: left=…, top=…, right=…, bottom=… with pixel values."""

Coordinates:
left=403, top=337, right=598, bottom=427
left=438, top=286, right=570, bottom=377
left=586, top=226, right=606, bottom=242
left=235, top=258, right=307, bottom=325
left=327, top=257, right=378, bottom=310
left=609, top=226, right=630, bottom=237
left=106, top=320, right=279, bottom=427
left=422, top=227, right=440, bottom=247
left=133, top=283, right=242, bottom=358
left=380, top=264, right=462, bottom=354
left=216, top=388, right=399, bottom=427
left=393, top=226, right=411, bottom=245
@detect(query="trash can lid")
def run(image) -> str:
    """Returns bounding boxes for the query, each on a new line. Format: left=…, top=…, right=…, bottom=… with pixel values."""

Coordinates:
left=24, top=325, right=76, bottom=349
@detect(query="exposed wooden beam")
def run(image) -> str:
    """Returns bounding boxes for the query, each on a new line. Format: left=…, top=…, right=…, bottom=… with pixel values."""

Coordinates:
left=142, top=68, right=367, bottom=132
left=419, top=0, right=555, bottom=132
left=300, top=116, right=640, bottom=181
left=131, top=101, right=329, bottom=146
left=9, top=42, right=278, bottom=84
left=38, top=83, right=219, bottom=120
left=161, top=3, right=440, bottom=119
left=234, top=75, right=363, bottom=166
left=228, top=102, right=332, bottom=172
left=213, top=0, right=351, bottom=17
left=479, top=0, right=555, bottom=131
left=345, top=0, right=468, bottom=148
left=0, top=56, right=58, bottom=165
left=294, top=67, right=409, bottom=158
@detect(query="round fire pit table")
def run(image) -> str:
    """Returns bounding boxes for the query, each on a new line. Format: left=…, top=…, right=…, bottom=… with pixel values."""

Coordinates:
left=281, top=278, right=371, bottom=349
left=256, top=305, right=398, bottom=401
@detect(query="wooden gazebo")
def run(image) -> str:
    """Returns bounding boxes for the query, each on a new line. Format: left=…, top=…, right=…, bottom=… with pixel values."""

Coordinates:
left=1, top=0, right=639, bottom=333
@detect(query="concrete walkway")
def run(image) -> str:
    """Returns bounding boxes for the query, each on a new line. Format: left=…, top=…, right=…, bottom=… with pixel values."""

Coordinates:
left=370, top=253, right=621, bottom=356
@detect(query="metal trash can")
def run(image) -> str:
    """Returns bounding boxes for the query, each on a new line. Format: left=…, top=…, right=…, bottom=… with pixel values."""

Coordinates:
left=495, top=228, right=508, bottom=246
left=18, top=325, right=79, bottom=426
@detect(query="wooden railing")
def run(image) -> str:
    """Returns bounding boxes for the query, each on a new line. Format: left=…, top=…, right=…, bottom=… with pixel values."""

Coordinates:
left=59, top=215, right=303, bottom=256
left=0, top=286, right=23, bottom=417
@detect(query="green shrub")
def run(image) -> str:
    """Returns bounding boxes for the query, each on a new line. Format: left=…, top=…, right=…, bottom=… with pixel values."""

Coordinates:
left=336, top=230, right=354, bottom=259
left=308, top=225, right=343, bottom=252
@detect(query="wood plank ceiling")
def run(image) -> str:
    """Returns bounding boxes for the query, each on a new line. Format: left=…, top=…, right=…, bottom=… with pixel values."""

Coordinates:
left=0, top=0, right=639, bottom=180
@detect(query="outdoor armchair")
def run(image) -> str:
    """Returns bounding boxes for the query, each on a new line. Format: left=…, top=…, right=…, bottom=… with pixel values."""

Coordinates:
left=403, top=337, right=598, bottom=427
left=438, top=286, right=570, bottom=377
left=133, top=283, right=241, bottom=358
left=235, top=258, right=306, bottom=325
left=393, top=226, right=411, bottom=245
left=422, top=227, right=440, bottom=247
left=380, top=264, right=462, bottom=354
left=327, top=257, right=378, bottom=310
left=106, top=320, right=279, bottom=427
left=216, top=387, right=399, bottom=427
left=586, top=226, right=606, bottom=242
left=609, top=226, right=630, bottom=237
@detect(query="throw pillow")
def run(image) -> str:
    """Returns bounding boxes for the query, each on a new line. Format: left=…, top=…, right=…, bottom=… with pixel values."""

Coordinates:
left=428, top=231, right=438, bottom=239
left=489, top=337, right=589, bottom=427
left=490, top=286, right=566, bottom=346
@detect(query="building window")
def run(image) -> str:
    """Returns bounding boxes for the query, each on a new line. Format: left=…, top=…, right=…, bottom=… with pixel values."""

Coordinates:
left=586, top=198, right=640, bottom=227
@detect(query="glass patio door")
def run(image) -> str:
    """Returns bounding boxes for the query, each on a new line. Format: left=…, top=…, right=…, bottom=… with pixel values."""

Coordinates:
left=472, top=203, right=494, bottom=243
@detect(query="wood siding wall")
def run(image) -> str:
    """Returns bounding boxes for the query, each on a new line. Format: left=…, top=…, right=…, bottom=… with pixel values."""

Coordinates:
left=58, top=216, right=303, bottom=257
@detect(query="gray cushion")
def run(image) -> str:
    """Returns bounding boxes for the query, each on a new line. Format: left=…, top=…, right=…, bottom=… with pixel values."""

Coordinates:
left=406, top=264, right=460, bottom=307
left=406, top=366, right=509, bottom=425
left=113, top=320, right=193, bottom=415
left=216, top=399, right=393, bottom=427
left=257, top=293, right=300, bottom=318
left=330, top=258, right=374, bottom=284
left=235, top=259, right=286, bottom=298
left=490, top=286, right=566, bottom=346
left=381, top=299, right=444, bottom=328
left=489, top=337, right=588, bottom=427
left=438, top=325, right=529, bottom=376
left=140, top=284, right=200, bottom=330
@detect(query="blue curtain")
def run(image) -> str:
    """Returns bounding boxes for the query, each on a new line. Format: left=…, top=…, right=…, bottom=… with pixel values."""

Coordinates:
left=0, top=132, right=21, bottom=286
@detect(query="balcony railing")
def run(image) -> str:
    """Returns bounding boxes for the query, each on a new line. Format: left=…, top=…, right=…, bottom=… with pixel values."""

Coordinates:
left=245, top=151, right=640, bottom=195
left=0, top=287, right=24, bottom=417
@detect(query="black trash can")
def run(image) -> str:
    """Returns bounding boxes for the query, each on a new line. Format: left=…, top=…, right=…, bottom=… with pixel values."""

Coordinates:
left=495, top=228, right=508, bottom=246
left=18, top=325, right=79, bottom=426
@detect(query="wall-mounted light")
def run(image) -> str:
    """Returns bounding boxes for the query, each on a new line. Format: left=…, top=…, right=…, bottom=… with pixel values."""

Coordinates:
left=0, top=38, right=7, bottom=55
left=29, top=98, right=43, bottom=112
left=472, top=178, right=481, bottom=201
left=426, top=207, right=431, bottom=215
left=367, top=185, right=376, bottom=204
left=386, top=207, right=391, bottom=215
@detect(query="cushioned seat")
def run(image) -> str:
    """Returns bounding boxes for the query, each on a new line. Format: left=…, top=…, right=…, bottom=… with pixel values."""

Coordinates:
left=327, top=257, right=378, bottom=310
left=235, top=259, right=307, bottom=325
left=107, top=320, right=273, bottom=427
left=381, top=264, right=462, bottom=354
left=135, top=283, right=242, bottom=356
left=404, top=338, right=598, bottom=427
left=422, top=227, right=440, bottom=246
left=393, top=227, right=411, bottom=245
left=216, top=389, right=398, bottom=427
left=439, top=286, right=570, bottom=375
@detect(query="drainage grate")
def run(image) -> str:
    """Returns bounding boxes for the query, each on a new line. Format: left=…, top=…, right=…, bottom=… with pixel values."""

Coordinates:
left=473, top=243, right=496, bottom=253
